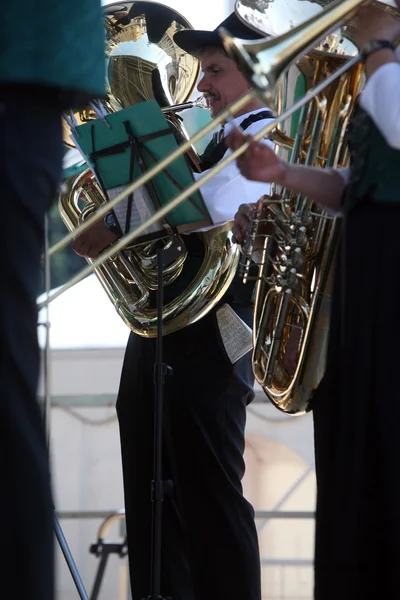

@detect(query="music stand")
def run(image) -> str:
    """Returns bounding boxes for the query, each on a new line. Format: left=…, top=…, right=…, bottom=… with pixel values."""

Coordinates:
left=69, top=100, right=212, bottom=599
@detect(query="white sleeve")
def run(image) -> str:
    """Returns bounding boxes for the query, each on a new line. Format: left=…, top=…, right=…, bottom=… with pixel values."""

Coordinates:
left=194, top=119, right=274, bottom=227
left=359, top=49, right=400, bottom=150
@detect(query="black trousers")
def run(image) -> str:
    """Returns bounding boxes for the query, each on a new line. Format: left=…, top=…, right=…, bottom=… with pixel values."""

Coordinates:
left=116, top=304, right=262, bottom=600
left=313, top=202, right=400, bottom=599
left=0, top=85, right=63, bottom=599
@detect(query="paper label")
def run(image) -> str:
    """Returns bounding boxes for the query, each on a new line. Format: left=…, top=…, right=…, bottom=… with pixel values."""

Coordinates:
left=216, top=303, right=253, bottom=364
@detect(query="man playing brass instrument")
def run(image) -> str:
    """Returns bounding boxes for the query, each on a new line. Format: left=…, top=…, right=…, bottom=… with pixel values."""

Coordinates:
left=73, top=12, right=276, bottom=600
left=228, top=4, right=400, bottom=599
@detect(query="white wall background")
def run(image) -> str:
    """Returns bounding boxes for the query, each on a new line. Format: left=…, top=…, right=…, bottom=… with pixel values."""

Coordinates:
left=48, top=403, right=316, bottom=600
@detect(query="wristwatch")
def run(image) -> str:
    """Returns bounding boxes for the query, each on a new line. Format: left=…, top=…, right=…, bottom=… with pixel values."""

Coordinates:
left=104, top=211, right=122, bottom=236
left=361, top=39, right=396, bottom=61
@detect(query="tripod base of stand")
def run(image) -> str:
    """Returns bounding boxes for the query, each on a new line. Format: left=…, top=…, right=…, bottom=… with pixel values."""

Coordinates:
left=54, top=513, right=89, bottom=600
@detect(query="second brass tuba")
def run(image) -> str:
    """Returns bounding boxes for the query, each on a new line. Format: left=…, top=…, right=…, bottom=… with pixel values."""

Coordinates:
left=225, top=0, right=399, bottom=413
left=59, top=1, right=241, bottom=337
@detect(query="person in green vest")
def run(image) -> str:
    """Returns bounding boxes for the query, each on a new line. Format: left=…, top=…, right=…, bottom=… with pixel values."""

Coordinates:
left=0, top=3, right=105, bottom=599
left=227, top=4, right=400, bottom=599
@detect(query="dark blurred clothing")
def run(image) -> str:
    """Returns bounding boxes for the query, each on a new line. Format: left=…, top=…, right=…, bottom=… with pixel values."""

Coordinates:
left=0, top=84, right=63, bottom=600
left=0, top=0, right=105, bottom=106
left=313, top=106, right=400, bottom=599
left=342, top=107, right=400, bottom=210
left=0, top=3, right=105, bottom=598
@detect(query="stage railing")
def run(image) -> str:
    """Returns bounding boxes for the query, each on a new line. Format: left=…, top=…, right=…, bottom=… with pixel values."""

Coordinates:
left=55, top=509, right=315, bottom=600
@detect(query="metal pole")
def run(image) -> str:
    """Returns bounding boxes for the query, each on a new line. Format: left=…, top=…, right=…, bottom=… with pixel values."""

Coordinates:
left=41, top=212, right=89, bottom=600
left=42, top=213, right=52, bottom=443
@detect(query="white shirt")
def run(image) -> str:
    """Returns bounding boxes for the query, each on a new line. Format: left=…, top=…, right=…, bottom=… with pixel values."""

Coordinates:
left=359, top=46, right=400, bottom=150
left=193, top=107, right=274, bottom=229
left=337, top=46, right=400, bottom=185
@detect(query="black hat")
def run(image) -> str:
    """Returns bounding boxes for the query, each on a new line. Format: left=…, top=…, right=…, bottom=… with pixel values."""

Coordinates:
left=173, top=12, right=264, bottom=56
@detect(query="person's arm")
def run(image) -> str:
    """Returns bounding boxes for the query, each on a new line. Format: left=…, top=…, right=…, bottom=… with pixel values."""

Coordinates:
left=281, top=164, right=347, bottom=213
left=226, top=129, right=346, bottom=214
left=352, top=6, right=400, bottom=148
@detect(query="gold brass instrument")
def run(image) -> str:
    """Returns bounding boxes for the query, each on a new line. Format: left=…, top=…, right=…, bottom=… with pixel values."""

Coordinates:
left=59, top=1, right=241, bottom=337
left=45, top=0, right=399, bottom=341
left=221, top=0, right=399, bottom=107
left=62, top=0, right=200, bottom=146
left=227, top=0, right=399, bottom=414
left=240, top=45, right=363, bottom=415
left=60, top=170, right=239, bottom=336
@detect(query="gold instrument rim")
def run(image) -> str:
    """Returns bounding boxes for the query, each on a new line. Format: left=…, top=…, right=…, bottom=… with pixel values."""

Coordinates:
left=64, top=1, right=202, bottom=149
left=121, top=0, right=202, bottom=105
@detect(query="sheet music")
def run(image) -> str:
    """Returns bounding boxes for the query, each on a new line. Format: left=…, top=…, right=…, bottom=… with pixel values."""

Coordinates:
left=107, top=184, right=164, bottom=236
left=216, top=303, right=253, bottom=364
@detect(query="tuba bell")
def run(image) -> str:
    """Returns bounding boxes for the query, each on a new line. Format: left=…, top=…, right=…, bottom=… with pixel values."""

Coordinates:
left=59, top=1, right=241, bottom=337
left=225, top=0, right=399, bottom=413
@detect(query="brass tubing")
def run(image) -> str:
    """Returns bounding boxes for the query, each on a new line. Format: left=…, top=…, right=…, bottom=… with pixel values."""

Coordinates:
left=38, top=54, right=360, bottom=310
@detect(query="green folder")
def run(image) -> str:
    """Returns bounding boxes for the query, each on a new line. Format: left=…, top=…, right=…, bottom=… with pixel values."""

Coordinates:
left=72, top=100, right=212, bottom=240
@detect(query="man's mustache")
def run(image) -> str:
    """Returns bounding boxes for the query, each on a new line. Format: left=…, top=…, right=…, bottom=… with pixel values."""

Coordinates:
left=205, top=93, right=220, bottom=102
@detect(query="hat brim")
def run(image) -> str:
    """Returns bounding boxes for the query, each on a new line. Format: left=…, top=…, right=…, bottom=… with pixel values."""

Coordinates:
left=173, top=30, right=223, bottom=55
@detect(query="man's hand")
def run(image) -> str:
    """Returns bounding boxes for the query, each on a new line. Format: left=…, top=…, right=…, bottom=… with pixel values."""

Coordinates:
left=226, top=129, right=287, bottom=186
left=353, top=6, right=400, bottom=48
left=72, top=215, right=118, bottom=258
left=232, top=203, right=253, bottom=244
left=232, top=199, right=277, bottom=265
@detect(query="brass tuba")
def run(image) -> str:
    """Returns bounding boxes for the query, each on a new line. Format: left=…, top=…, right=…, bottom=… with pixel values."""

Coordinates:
left=227, top=0, right=399, bottom=413
left=59, top=1, right=241, bottom=337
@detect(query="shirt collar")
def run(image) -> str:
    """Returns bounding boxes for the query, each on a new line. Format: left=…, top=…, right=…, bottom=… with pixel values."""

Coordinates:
left=223, top=106, right=272, bottom=136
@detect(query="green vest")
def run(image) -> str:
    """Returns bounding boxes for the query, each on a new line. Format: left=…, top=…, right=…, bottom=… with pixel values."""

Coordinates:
left=0, top=1, right=105, bottom=104
left=343, top=106, right=400, bottom=213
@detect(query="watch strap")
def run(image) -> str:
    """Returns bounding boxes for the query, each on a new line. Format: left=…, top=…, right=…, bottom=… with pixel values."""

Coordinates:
left=361, top=39, right=395, bottom=61
left=104, top=211, right=122, bottom=236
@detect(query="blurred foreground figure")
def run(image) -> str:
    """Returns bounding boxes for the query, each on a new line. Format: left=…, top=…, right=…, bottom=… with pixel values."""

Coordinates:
left=0, top=2, right=105, bottom=598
